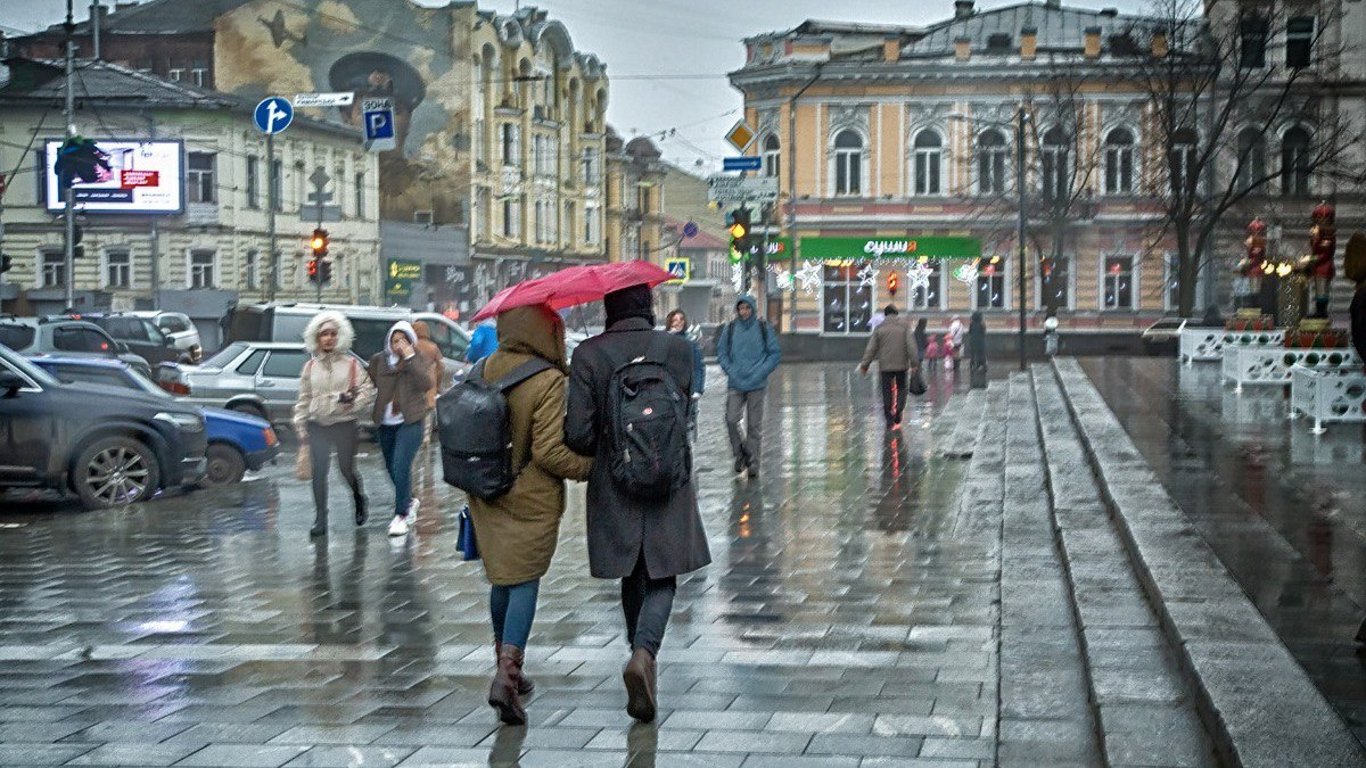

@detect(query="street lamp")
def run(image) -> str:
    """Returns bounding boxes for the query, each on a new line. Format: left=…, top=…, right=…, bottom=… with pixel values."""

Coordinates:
left=949, top=108, right=1031, bottom=371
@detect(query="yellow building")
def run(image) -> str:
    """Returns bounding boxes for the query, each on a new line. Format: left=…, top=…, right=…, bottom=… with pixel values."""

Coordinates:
left=730, top=2, right=1188, bottom=335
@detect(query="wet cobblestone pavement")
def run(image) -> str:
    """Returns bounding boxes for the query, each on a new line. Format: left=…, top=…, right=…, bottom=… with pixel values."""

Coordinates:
left=0, top=363, right=1030, bottom=767
left=1079, top=357, right=1366, bottom=749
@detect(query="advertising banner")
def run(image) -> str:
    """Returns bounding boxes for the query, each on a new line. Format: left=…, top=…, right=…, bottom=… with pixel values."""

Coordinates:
left=43, top=140, right=184, bottom=214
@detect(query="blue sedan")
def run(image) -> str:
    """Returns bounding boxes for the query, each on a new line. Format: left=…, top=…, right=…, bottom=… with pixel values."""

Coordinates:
left=31, top=357, right=280, bottom=486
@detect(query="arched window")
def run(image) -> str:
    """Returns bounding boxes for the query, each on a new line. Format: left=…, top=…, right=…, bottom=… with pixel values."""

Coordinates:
left=833, top=130, right=863, bottom=196
left=762, top=134, right=780, bottom=179
left=1103, top=128, right=1135, bottom=195
left=1235, top=127, right=1266, bottom=193
left=1169, top=127, right=1199, bottom=198
left=1281, top=126, right=1311, bottom=196
left=913, top=130, right=943, bottom=195
left=1041, top=126, right=1071, bottom=200
left=976, top=129, right=1008, bottom=195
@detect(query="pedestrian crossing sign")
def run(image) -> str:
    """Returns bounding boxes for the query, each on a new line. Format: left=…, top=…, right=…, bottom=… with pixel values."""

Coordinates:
left=666, top=258, right=690, bottom=284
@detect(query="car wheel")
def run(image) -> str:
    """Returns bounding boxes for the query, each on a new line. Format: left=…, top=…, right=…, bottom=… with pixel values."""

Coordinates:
left=204, top=443, right=247, bottom=486
left=74, top=436, right=161, bottom=509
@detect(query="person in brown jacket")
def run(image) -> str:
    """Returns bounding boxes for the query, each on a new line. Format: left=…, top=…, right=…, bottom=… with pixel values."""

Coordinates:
left=367, top=321, right=435, bottom=538
left=859, top=305, right=921, bottom=430
left=411, top=320, right=446, bottom=446
left=470, top=305, right=593, bottom=725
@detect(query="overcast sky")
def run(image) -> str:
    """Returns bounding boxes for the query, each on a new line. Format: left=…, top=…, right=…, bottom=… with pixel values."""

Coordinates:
left=4, top=0, right=1146, bottom=172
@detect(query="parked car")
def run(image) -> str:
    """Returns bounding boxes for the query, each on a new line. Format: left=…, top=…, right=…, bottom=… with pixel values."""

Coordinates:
left=128, top=311, right=202, bottom=363
left=157, top=340, right=364, bottom=430
left=0, top=316, right=151, bottom=375
left=31, top=357, right=279, bottom=486
left=64, top=312, right=192, bottom=367
left=228, top=302, right=470, bottom=382
left=0, top=343, right=207, bottom=509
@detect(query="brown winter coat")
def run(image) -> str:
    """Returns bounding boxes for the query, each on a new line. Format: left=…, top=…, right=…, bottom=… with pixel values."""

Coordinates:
left=368, top=323, right=435, bottom=426
left=860, top=315, right=920, bottom=373
left=468, top=306, right=594, bottom=586
left=412, top=320, right=446, bottom=408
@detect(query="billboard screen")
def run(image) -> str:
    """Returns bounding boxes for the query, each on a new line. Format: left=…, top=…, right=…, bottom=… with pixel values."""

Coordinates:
left=43, top=140, right=184, bottom=214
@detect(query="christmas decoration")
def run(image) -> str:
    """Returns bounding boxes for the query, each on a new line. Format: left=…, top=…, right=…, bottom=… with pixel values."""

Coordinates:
left=1234, top=218, right=1268, bottom=317
left=1300, top=201, right=1336, bottom=318
left=732, top=262, right=744, bottom=293
left=795, top=261, right=822, bottom=294
left=953, top=261, right=979, bottom=285
left=906, top=261, right=934, bottom=295
left=857, top=263, right=877, bottom=288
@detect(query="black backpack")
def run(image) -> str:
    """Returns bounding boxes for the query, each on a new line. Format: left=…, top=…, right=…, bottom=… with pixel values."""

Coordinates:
left=437, top=357, right=553, bottom=501
left=607, top=333, right=690, bottom=500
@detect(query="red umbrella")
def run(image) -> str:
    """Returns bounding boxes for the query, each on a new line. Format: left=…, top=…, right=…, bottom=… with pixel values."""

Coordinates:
left=472, top=260, right=675, bottom=322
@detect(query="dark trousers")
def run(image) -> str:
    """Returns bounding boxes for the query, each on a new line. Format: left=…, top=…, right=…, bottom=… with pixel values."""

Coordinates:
left=621, top=554, right=677, bottom=657
left=307, top=421, right=363, bottom=523
left=377, top=421, right=424, bottom=519
left=879, top=371, right=908, bottom=426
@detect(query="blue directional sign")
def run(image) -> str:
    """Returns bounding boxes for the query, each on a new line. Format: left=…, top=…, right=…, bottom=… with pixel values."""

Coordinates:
left=253, top=97, right=294, bottom=135
left=723, top=156, right=762, bottom=172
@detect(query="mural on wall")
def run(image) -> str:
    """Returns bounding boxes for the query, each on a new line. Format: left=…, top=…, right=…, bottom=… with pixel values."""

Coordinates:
left=214, top=0, right=465, bottom=221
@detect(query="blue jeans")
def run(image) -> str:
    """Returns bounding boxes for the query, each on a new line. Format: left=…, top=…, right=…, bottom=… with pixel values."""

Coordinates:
left=490, top=579, right=540, bottom=649
left=377, top=421, right=423, bottom=519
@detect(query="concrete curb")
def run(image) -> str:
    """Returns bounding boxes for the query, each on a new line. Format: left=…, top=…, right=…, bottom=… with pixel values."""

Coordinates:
left=1049, top=357, right=1366, bottom=768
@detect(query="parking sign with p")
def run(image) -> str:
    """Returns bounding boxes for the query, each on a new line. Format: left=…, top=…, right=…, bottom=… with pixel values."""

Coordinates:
left=362, top=98, right=396, bottom=152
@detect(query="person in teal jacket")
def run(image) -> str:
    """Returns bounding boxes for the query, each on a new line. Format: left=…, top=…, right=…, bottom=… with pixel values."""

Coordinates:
left=716, top=295, right=781, bottom=479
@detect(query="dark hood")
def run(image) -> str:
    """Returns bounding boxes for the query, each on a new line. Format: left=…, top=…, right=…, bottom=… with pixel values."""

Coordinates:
left=604, top=284, right=655, bottom=326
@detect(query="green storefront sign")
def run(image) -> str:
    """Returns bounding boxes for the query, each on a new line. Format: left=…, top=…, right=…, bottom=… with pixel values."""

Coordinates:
left=798, top=236, right=981, bottom=261
left=732, top=236, right=794, bottom=264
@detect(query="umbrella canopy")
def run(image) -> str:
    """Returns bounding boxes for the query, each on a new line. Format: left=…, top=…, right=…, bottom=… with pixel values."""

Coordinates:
left=471, top=260, right=675, bottom=322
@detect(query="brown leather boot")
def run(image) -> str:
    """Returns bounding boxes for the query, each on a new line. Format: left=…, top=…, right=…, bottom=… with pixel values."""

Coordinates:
left=488, top=645, right=527, bottom=725
left=495, top=642, right=534, bottom=695
left=622, top=647, right=657, bottom=723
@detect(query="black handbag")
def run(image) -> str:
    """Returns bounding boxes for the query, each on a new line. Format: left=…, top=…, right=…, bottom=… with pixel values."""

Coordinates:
left=907, top=369, right=928, bottom=396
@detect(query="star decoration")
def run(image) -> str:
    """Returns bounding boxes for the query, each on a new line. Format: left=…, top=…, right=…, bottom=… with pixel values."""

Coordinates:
left=907, top=261, right=933, bottom=294
left=795, top=260, right=822, bottom=295
left=857, top=263, right=877, bottom=288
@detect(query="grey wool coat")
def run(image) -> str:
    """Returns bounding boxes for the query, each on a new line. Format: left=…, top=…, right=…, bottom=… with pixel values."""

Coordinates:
left=565, top=317, right=712, bottom=580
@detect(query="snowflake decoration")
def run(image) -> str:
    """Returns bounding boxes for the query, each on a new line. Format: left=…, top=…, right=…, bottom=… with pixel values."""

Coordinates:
left=857, top=263, right=877, bottom=288
left=953, top=261, right=979, bottom=285
left=732, top=262, right=745, bottom=293
left=795, top=260, right=823, bottom=295
left=906, top=261, right=933, bottom=294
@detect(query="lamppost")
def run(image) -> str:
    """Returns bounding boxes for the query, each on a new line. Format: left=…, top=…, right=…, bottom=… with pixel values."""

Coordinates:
left=950, top=108, right=1031, bottom=370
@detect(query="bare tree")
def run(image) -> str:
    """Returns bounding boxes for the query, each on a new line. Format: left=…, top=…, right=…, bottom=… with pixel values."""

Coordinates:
left=1126, top=0, right=1365, bottom=317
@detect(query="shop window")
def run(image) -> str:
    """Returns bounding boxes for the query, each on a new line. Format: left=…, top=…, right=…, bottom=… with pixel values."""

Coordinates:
left=822, top=262, right=873, bottom=334
left=1103, top=255, right=1134, bottom=310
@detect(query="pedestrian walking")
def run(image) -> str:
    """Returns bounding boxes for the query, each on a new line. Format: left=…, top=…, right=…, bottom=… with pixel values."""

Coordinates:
left=1348, top=231, right=1366, bottom=645
left=294, top=311, right=375, bottom=538
left=412, top=320, right=446, bottom=447
left=469, top=305, right=593, bottom=726
left=716, top=295, right=782, bottom=479
left=467, top=319, right=499, bottom=363
left=968, top=311, right=989, bottom=389
left=948, top=315, right=965, bottom=369
left=665, top=309, right=705, bottom=437
left=565, top=284, right=712, bottom=723
left=913, top=317, right=929, bottom=361
left=859, top=305, right=920, bottom=430
left=368, top=322, right=435, bottom=538
left=924, top=336, right=944, bottom=370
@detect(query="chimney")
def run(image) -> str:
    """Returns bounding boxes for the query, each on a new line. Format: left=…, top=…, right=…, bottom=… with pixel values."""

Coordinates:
left=1151, top=30, right=1169, bottom=57
left=1020, top=25, right=1038, bottom=59
left=954, top=36, right=971, bottom=61
left=1084, top=26, right=1102, bottom=58
left=882, top=36, right=900, bottom=62
left=954, top=0, right=975, bottom=20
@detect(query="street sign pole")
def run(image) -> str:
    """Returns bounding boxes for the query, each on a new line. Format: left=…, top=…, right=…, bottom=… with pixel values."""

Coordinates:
left=266, top=130, right=277, bottom=302
left=63, top=0, right=76, bottom=312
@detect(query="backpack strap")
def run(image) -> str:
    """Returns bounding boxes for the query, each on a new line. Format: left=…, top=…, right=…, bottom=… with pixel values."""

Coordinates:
left=491, top=358, right=555, bottom=391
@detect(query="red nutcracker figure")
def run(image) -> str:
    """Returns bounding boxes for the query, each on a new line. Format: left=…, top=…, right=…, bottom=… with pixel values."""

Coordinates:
left=1300, top=201, right=1336, bottom=318
left=1236, top=218, right=1268, bottom=312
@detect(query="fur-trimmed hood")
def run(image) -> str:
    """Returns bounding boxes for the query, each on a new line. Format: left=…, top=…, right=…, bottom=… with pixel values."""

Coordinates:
left=302, top=311, right=355, bottom=355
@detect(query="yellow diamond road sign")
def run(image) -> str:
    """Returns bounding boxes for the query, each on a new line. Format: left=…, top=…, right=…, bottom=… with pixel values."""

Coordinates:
left=725, top=120, right=755, bottom=152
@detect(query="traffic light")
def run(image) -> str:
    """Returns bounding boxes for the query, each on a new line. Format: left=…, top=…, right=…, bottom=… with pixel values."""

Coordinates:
left=887, top=272, right=899, bottom=297
left=71, top=224, right=84, bottom=259
left=317, top=259, right=332, bottom=285
left=309, top=228, right=329, bottom=259
left=306, top=258, right=319, bottom=284
left=726, top=208, right=751, bottom=264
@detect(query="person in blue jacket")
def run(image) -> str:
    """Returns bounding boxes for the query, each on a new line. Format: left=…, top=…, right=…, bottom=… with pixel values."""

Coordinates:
left=466, top=319, right=498, bottom=363
left=716, top=295, right=781, bottom=479
left=665, top=309, right=705, bottom=437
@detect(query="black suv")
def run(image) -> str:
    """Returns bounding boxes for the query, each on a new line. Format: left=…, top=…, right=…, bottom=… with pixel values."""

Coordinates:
left=0, top=344, right=207, bottom=509
left=65, top=313, right=190, bottom=367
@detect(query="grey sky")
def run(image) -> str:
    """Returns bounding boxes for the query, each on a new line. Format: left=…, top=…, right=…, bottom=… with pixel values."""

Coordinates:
left=4, top=0, right=1146, bottom=171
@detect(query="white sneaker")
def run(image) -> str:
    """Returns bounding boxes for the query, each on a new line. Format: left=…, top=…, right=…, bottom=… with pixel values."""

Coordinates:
left=387, top=516, right=410, bottom=537
left=407, top=498, right=420, bottom=521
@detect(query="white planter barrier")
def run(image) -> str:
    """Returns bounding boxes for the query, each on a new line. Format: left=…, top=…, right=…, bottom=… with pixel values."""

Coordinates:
left=1221, top=346, right=1360, bottom=393
left=1181, top=328, right=1283, bottom=363
left=1288, top=364, right=1366, bottom=434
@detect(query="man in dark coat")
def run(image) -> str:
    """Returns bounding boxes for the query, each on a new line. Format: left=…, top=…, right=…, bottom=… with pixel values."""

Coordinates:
left=565, top=284, right=712, bottom=723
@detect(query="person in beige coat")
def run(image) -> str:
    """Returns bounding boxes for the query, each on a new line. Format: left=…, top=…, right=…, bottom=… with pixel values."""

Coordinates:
left=469, top=305, right=593, bottom=726
left=294, top=311, right=376, bottom=537
left=859, top=305, right=920, bottom=429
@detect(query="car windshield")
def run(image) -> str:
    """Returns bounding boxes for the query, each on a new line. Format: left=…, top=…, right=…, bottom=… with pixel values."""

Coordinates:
left=0, top=345, right=60, bottom=387
left=201, top=342, right=247, bottom=368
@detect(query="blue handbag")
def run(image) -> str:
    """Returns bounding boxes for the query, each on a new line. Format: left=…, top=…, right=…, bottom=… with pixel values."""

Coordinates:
left=457, top=506, right=480, bottom=561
